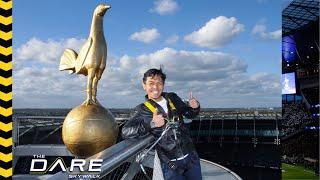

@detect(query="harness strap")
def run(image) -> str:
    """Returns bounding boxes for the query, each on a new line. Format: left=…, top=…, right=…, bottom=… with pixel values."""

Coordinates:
left=144, top=98, right=176, bottom=113
left=144, top=101, right=157, bottom=113
left=168, top=99, right=176, bottom=110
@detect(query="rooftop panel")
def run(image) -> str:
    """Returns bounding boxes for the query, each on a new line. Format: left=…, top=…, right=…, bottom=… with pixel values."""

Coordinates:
left=282, top=0, right=319, bottom=36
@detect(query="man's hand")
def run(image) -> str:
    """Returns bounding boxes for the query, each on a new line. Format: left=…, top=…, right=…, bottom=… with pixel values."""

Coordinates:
left=152, top=108, right=165, bottom=127
left=188, top=91, right=199, bottom=109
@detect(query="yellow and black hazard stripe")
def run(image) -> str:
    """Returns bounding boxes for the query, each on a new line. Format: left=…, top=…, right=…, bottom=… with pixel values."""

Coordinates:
left=0, top=0, right=12, bottom=178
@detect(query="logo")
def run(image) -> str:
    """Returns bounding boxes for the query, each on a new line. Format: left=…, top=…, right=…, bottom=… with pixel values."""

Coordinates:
left=30, top=155, right=102, bottom=178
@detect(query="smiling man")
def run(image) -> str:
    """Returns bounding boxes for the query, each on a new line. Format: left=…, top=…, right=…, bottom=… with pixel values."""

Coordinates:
left=122, top=68, right=202, bottom=180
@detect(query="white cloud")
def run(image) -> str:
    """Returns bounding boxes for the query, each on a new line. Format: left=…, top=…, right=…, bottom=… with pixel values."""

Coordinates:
left=150, top=0, right=178, bottom=15
left=252, top=21, right=281, bottom=40
left=129, top=28, right=160, bottom=43
left=15, top=38, right=86, bottom=64
left=252, top=24, right=266, bottom=35
left=14, top=38, right=280, bottom=108
left=135, top=48, right=248, bottom=82
left=165, top=34, right=179, bottom=44
left=269, top=29, right=282, bottom=39
left=184, top=16, right=245, bottom=48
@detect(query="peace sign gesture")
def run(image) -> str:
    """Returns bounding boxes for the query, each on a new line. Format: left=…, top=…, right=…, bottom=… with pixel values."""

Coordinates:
left=188, top=91, right=199, bottom=109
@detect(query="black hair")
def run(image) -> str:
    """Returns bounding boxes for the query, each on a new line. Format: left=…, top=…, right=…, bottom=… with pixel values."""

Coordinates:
left=143, top=68, right=166, bottom=84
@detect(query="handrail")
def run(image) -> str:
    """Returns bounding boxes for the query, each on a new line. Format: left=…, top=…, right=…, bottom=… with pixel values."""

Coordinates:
left=49, top=135, right=154, bottom=179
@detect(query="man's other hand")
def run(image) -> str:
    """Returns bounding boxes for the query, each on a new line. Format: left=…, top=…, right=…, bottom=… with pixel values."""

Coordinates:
left=188, top=91, right=199, bottom=109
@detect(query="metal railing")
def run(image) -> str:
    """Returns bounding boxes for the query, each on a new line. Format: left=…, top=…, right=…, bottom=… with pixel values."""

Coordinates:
left=12, top=116, right=128, bottom=147
left=12, top=115, right=244, bottom=180
left=49, top=135, right=155, bottom=179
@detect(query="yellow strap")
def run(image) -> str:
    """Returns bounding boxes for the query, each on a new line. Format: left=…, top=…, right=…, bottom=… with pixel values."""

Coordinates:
left=144, top=101, right=157, bottom=113
left=144, top=98, right=176, bottom=113
left=168, top=99, right=176, bottom=110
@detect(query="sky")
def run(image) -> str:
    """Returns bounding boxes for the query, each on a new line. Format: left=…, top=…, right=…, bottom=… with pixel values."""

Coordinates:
left=13, top=0, right=284, bottom=108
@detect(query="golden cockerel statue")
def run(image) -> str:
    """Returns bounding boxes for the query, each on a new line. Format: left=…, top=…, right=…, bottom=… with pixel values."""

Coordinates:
left=59, top=4, right=111, bottom=106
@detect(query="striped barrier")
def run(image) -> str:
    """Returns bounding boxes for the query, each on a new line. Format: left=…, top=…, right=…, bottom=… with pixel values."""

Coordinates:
left=0, top=0, right=12, bottom=178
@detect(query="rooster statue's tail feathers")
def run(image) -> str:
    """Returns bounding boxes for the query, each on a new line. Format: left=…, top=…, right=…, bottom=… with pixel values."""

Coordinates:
left=59, top=49, right=78, bottom=74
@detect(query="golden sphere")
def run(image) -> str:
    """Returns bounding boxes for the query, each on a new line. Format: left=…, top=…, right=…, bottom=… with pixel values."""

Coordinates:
left=62, top=104, right=118, bottom=157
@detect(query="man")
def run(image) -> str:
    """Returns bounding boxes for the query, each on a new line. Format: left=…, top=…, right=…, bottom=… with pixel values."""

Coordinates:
left=122, top=68, right=202, bottom=180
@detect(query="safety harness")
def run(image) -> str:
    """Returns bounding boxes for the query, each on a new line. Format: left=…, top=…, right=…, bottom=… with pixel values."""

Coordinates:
left=144, top=98, right=178, bottom=124
left=141, top=98, right=194, bottom=175
left=144, top=98, right=176, bottom=113
left=137, top=97, right=199, bottom=178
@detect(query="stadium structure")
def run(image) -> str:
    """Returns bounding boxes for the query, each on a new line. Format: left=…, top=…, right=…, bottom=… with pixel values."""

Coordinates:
left=282, top=0, right=319, bottom=176
left=12, top=108, right=281, bottom=180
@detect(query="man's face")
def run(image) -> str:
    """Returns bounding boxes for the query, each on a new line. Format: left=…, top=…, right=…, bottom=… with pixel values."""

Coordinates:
left=142, top=75, right=164, bottom=101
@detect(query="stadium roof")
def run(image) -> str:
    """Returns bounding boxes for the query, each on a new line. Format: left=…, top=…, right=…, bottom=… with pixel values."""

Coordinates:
left=282, top=0, right=319, bottom=36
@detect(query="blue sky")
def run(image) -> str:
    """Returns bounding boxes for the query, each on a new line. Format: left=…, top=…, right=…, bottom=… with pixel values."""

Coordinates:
left=13, top=0, right=283, bottom=108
